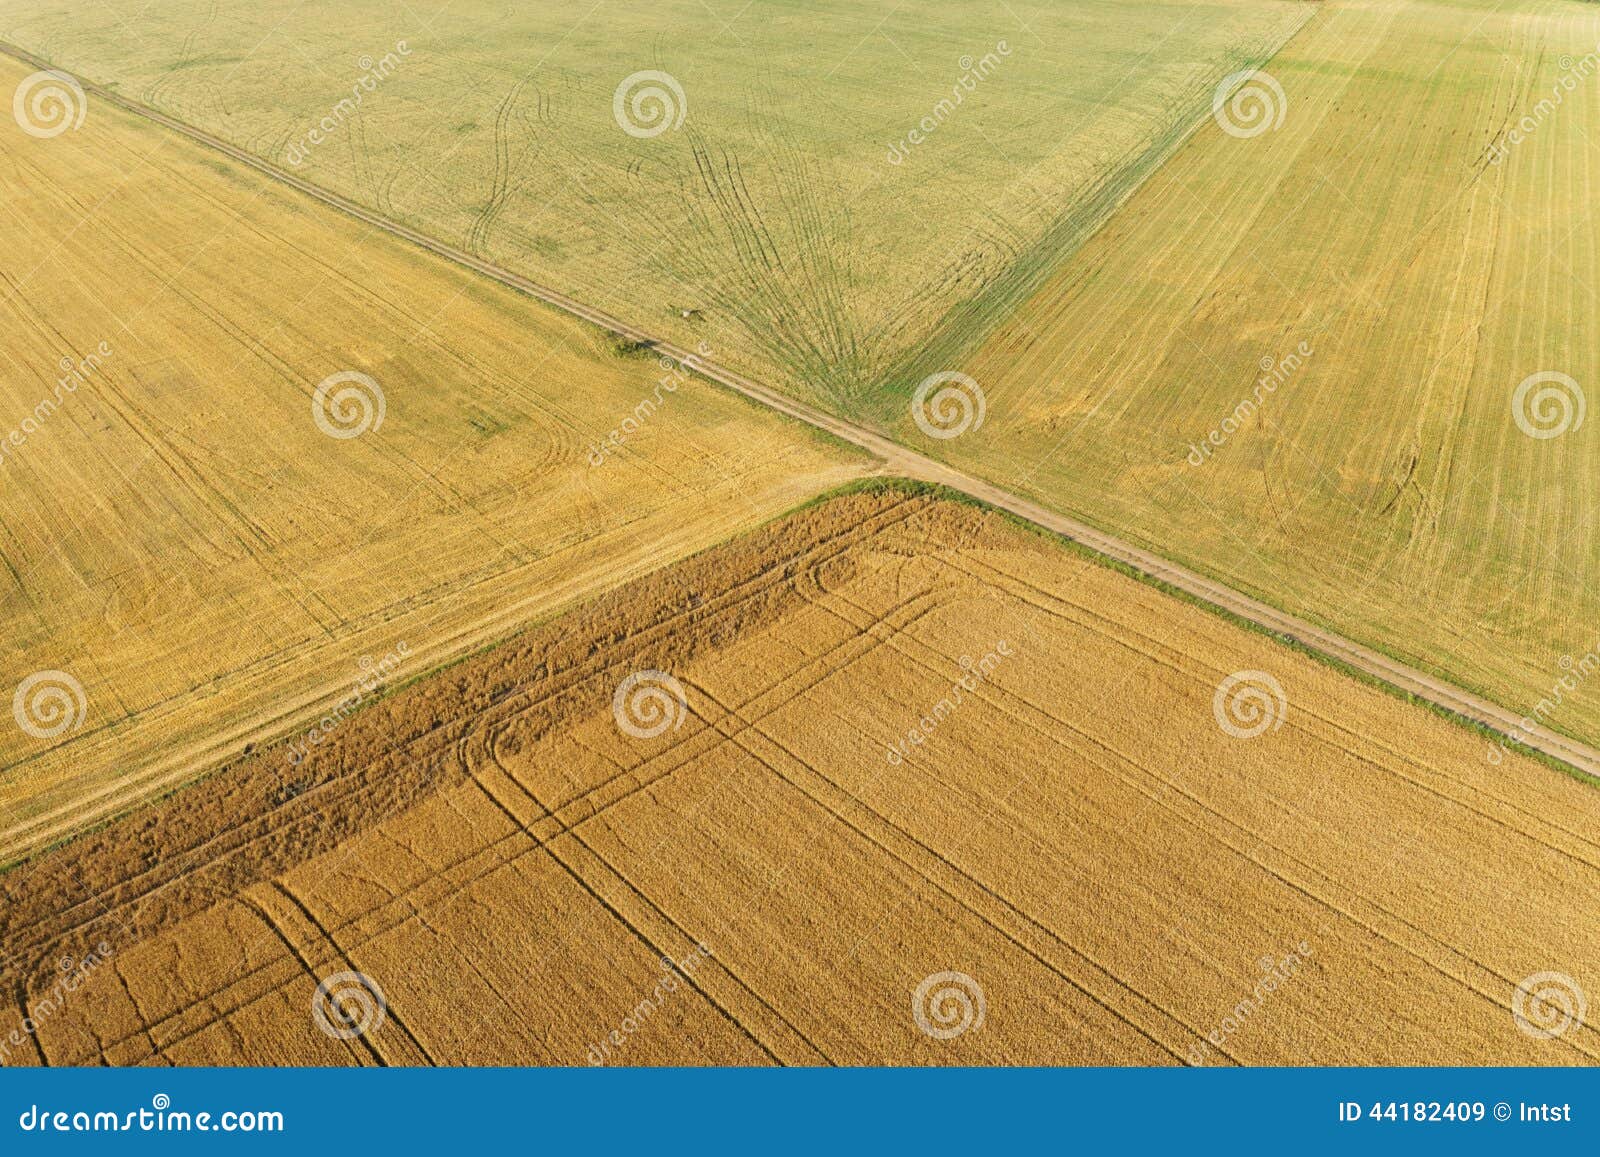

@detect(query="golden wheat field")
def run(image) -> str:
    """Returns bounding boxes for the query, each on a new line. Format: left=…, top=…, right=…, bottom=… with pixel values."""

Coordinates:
left=3, top=0, right=1598, bottom=1084
left=3, top=490, right=1593, bottom=1066
left=0, top=50, right=866, bottom=865
left=893, top=0, right=1600, bottom=753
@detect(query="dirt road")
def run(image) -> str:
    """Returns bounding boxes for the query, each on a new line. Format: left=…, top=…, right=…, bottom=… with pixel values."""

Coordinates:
left=7, top=41, right=1596, bottom=783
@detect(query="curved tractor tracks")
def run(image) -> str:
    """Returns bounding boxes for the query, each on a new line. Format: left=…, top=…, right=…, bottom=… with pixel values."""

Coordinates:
left=5, top=41, right=1598, bottom=784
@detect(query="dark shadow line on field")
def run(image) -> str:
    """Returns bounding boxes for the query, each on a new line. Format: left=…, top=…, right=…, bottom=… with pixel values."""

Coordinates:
left=269, top=880, right=438, bottom=1066
left=462, top=746, right=791, bottom=1065
left=0, top=497, right=935, bottom=1064
left=233, top=893, right=379, bottom=1067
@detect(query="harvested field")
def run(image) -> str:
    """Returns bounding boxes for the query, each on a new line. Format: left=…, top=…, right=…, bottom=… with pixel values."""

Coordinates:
left=4, top=488, right=1594, bottom=1065
left=890, top=0, right=1600, bottom=753
left=0, top=50, right=865, bottom=864
left=0, top=0, right=1312, bottom=402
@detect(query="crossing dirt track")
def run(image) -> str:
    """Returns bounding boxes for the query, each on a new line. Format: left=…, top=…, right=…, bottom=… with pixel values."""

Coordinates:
left=0, top=0, right=1313, bottom=401
left=10, top=0, right=1600, bottom=766
left=0, top=49, right=863, bottom=863
left=908, top=0, right=1600, bottom=752
left=3, top=0, right=1600, bottom=1073
left=3, top=492, right=1596, bottom=1066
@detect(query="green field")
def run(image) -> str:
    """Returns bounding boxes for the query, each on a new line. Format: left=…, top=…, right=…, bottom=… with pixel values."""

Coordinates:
left=894, top=0, right=1600, bottom=748
left=0, top=0, right=1309, bottom=405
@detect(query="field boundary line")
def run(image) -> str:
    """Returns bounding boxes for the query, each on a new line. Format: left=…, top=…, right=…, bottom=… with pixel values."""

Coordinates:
left=6, top=40, right=1597, bottom=784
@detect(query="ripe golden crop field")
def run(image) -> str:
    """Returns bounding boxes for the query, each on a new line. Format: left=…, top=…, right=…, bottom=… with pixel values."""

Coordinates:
left=6, top=490, right=1594, bottom=1065
left=0, top=52, right=866, bottom=865
left=3, top=0, right=1598, bottom=1082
